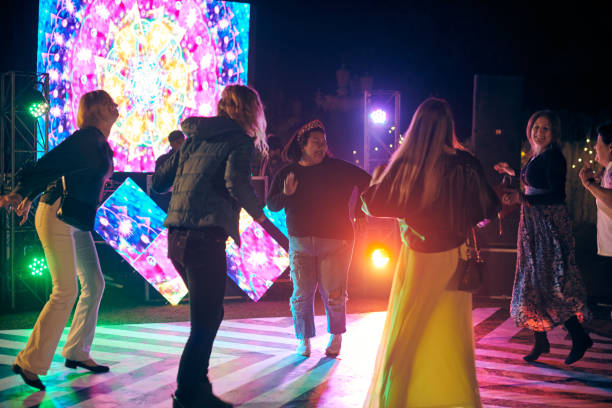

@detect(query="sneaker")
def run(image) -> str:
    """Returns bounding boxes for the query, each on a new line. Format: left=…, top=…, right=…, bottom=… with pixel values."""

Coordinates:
left=296, top=338, right=311, bottom=357
left=325, top=334, right=342, bottom=357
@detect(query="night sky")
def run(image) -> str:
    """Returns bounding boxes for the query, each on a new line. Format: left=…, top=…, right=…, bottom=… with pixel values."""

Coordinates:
left=1, top=0, right=609, bottom=142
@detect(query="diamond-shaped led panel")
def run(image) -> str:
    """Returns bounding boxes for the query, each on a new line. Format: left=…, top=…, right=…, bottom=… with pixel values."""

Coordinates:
left=95, top=178, right=289, bottom=303
left=95, top=178, right=188, bottom=305
left=226, top=209, right=289, bottom=302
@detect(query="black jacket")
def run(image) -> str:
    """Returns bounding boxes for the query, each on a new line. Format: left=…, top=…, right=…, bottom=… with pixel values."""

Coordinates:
left=362, top=149, right=500, bottom=252
left=152, top=116, right=264, bottom=246
left=521, top=146, right=566, bottom=205
left=13, top=127, right=114, bottom=229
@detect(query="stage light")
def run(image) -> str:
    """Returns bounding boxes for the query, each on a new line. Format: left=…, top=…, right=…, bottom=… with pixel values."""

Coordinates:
left=28, top=257, right=48, bottom=277
left=371, top=248, right=391, bottom=269
left=21, top=89, right=49, bottom=118
left=369, top=109, right=387, bottom=125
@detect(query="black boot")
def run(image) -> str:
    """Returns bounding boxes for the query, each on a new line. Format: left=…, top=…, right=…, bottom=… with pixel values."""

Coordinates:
left=173, top=382, right=233, bottom=408
left=564, top=315, right=593, bottom=365
left=523, top=331, right=550, bottom=362
left=172, top=393, right=233, bottom=408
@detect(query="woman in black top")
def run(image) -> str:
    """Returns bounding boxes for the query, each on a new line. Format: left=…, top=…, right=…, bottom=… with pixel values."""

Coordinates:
left=267, top=119, right=371, bottom=358
left=495, top=110, right=592, bottom=364
left=0, top=90, right=118, bottom=390
left=362, top=98, right=499, bottom=407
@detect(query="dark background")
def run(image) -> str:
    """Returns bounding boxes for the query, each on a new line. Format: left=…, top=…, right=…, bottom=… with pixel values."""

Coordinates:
left=1, top=0, right=609, bottom=142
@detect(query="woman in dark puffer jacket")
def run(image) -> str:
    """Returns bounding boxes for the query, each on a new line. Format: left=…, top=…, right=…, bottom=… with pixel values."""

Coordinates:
left=153, top=85, right=270, bottom=408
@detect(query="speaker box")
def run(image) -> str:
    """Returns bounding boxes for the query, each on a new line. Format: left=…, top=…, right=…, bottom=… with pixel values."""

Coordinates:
left=471, top=75, right=523, bottom=295
left=471, top=75, right=523, bottom=248
left=479, top=248, right=516, bottom=297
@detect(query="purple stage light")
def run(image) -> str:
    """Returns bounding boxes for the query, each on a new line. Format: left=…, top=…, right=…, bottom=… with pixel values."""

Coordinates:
left=369, top=109, right=388, bottom=125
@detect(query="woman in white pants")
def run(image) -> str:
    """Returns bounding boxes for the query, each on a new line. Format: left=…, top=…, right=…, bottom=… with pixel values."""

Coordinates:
left=0, top=90, right=118, bottom=390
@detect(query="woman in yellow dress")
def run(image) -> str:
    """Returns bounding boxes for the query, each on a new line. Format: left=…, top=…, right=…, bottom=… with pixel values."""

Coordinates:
left=362, top=97, right=500, bottom=407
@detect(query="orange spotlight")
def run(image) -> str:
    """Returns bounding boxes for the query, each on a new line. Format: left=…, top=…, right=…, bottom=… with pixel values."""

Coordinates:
left=371, top=247, right=391, bottom=269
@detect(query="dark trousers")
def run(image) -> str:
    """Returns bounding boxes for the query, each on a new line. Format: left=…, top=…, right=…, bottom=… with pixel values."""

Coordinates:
left=168, top=227, right=227, bottom=397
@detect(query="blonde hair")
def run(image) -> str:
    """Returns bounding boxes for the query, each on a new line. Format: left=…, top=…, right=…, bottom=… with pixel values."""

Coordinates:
left=217, top=85, right=268, bottom=154
left=375, top=97, right=459, bottom=210
left=77, top=90, right=114, bottom=128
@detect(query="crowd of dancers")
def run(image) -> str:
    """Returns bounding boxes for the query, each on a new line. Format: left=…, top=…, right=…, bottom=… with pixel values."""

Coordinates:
left=1, top=85, right=610, bottom=408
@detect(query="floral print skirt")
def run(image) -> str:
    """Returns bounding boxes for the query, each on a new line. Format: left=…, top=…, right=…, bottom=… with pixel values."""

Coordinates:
left=511, top=203, right=590, bottom=332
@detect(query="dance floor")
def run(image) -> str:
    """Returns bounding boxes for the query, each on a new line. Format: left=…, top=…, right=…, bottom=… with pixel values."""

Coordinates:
left=0, top=307, right=610, bottom=407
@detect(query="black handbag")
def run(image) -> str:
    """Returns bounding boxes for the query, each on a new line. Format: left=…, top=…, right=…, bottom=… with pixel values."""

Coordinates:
left=446, top=228, right=485, bottom=293
left=56, top=176, right=97, bottom=231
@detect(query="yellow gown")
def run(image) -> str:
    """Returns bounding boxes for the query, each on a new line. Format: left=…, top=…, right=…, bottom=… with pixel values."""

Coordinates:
left=364, top=242, right=481, bottom=408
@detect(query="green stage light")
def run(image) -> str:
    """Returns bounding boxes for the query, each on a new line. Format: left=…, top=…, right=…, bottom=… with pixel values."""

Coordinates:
left=28, top=257, right=48, bottom=277
left=28, top=100, right=49, bottom=118
left=20, top=88, right=49, bottom=118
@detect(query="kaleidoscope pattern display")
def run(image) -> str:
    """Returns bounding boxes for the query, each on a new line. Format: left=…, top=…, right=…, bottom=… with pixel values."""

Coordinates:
left=37, top=0, right=250, bottom=171
left=95, top=178, right=289, bottom=304
left=95, top=178, right=188, bottom=305
left=226, top=210, right=290, bottom=302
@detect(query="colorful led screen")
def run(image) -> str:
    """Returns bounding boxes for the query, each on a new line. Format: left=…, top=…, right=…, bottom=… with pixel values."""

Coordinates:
left=95, top=178, right=289, bottom=303
left=37, top=0, right=251, bottom=171
left=226, top=209, right=289, bottom=302
left=95, top=177, right=189, bottom=305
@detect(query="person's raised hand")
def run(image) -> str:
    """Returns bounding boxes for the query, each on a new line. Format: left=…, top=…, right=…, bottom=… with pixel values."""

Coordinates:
left=0, top=192, right=24, bottom=212
left=15, top=198, right=32, bottom=225
left=579, top=164, right=595, bottom=188
left=493, top=162, right=516, bottom=176
left=283, top=172, right=298, bottom=196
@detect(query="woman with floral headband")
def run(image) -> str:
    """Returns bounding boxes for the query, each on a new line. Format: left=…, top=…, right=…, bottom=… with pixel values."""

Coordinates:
left=267, top=119, right=371, bottom=357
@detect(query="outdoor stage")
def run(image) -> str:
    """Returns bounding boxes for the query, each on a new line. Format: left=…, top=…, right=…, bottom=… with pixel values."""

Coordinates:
left=0, top=306, right=611, bottom=407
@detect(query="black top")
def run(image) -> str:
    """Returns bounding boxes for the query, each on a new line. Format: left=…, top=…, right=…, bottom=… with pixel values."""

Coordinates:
left=14, top=127, right=113, bottom=217
left=152, top=116, right=264, bottom=246
left=521, top=146, right=566, bottom=205
left=267, top=157, right=371, bottom=240
left=361, top=150, right=500, bottom=253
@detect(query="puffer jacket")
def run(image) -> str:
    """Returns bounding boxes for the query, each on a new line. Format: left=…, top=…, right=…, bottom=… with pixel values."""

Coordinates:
left=152, top=115, right=264, bottom=246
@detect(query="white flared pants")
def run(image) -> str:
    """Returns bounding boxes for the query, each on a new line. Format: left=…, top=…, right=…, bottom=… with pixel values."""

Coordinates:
left=14, top=199, right=105, bottom=375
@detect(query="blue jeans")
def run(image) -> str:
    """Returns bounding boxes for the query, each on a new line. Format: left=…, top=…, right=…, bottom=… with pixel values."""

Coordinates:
left=289, top=236, right=353, bottom=339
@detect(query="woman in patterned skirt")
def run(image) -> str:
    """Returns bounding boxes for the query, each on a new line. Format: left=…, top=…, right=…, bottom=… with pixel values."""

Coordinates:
left=495, top=110, right=592, bottom=365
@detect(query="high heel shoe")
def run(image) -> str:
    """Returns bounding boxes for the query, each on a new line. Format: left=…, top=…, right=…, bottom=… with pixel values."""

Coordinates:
left=65, top=359, right=110, bottom=373
left=12, top=364, right=45, bottom=390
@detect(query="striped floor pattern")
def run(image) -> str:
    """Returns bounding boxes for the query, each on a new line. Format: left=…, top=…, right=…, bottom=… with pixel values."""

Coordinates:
left=0, top=307, right=610, bottom=407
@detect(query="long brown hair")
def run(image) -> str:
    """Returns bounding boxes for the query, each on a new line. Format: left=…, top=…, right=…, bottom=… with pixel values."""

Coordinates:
left=374, top=97, right=460, bottom=210
left=217, top=85, right=268, bottom=154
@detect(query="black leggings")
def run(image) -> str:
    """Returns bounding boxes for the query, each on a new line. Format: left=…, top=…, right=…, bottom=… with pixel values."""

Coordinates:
left=168, top=227, right=228, bottom=397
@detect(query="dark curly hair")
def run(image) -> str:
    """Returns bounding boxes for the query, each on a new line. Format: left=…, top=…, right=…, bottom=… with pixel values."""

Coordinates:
left=283, top=120, right=327, bottom=162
